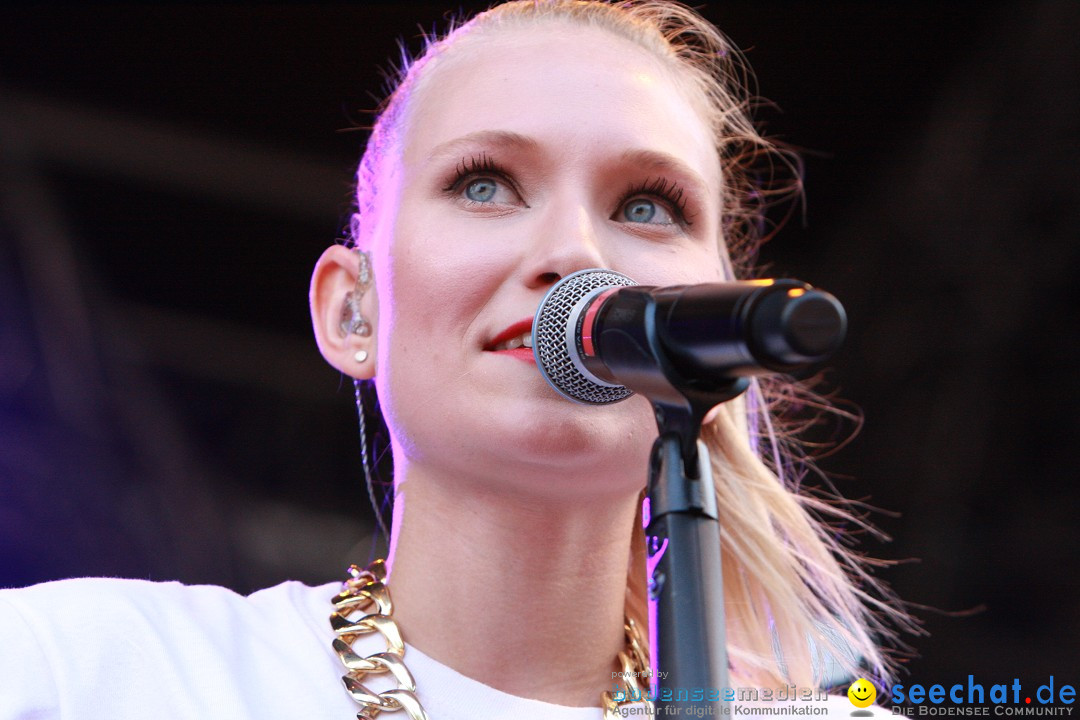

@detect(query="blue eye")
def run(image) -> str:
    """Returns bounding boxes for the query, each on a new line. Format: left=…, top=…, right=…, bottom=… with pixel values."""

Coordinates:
left=465, top=178, right=498, bottom=203
left=444, top=154, right=527, bottom=210
left=619, top=197, right=676, bottom=225
left=615, top=177, right=691, bottom=228
left=623, top=199, right=656, bottom=223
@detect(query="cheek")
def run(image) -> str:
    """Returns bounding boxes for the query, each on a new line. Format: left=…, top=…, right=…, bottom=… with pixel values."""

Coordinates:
left=621, top=243, right=727, bottom=288
left=382, top=194, right=518, bottom=317
left=371, top=201, right=512, bottom=415
left=378, top=213, right=472, bottom=343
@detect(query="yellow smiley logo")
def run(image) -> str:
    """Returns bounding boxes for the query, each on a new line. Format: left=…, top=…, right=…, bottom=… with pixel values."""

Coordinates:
left=848, top=678, right=877, bottom=708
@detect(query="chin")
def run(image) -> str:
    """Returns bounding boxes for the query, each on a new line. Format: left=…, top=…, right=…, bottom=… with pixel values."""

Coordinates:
left=492, top=394, right=656, bottom=486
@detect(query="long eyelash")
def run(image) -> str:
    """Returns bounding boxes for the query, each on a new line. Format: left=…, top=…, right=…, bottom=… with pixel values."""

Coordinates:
left=442, top=152, right=509, bottom=193
left=623, top=176, right=693, bottom=224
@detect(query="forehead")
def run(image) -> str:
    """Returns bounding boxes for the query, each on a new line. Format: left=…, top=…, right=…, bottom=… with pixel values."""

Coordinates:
left=399, top=23, right=719, bottom=184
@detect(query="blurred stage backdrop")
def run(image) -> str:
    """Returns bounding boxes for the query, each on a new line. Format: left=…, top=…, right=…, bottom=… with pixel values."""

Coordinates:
left=1, top=0, right=1076, bottom=694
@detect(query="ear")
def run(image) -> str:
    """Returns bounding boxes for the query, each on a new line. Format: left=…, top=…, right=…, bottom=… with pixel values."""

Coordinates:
left=310, top=245, right=377, bottom=379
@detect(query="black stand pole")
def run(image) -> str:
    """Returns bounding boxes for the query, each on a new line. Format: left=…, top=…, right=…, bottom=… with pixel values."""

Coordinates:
left=646, top=393, right=740, bottom=715
left=648, top=433, right=728, bottom=713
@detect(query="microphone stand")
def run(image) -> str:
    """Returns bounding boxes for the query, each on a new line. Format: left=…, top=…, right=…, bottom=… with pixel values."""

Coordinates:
left=572, top=283, right=753, bottom=713
left=646, top=382, right=745, bottom=716
left=532, top=273, right=846, bottom=713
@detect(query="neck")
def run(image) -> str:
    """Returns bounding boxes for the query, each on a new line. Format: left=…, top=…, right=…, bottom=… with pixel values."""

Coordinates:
left=385, top=462, right=641, bottom=707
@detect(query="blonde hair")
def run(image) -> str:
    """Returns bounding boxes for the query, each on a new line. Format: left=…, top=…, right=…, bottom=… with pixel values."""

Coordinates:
left=350, top=0, right=913, bottom=691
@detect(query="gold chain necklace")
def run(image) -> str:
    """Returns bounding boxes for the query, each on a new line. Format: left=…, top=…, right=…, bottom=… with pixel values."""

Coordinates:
left=329, top=559, right=655, bottom=719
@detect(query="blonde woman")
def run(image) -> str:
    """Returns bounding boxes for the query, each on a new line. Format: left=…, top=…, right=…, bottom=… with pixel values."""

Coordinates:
left=0, top=2, right=909, bottom=718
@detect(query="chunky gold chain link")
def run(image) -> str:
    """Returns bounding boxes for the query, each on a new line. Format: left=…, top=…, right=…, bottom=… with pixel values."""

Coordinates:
left=331, top=560, right=428, bottom=720
left=330, top=559, right=655, bottom=720
left=602, top=616, right=656, bottom=719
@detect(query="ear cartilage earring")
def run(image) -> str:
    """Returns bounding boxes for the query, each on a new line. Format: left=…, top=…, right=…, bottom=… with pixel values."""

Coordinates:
left=354, top=350, right=368, bottom=363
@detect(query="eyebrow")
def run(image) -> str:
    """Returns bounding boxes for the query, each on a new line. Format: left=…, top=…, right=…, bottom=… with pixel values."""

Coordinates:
left=427, top=130, right=541, bottom=161
left=618, top=148, right=711, bottom=191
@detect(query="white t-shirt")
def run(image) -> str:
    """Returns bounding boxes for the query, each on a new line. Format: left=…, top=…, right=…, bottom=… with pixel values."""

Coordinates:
left=0, top=577, right=898, bottom=719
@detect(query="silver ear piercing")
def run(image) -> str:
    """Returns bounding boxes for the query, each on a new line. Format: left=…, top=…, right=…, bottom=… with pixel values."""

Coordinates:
left=354, top=350, right=369, bottom=364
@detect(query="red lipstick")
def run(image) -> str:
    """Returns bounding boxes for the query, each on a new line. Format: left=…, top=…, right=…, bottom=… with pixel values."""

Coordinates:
left=485, top=318, right=535, bottom=362
left=486, top=318, right=533, bottom=348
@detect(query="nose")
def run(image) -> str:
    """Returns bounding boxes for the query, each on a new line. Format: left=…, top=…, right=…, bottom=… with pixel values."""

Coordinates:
left=521, top=201, right=608, bottom=289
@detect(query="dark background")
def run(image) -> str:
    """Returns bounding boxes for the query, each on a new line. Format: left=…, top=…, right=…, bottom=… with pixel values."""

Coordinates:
left=1, top=0, right=1077, bottom=699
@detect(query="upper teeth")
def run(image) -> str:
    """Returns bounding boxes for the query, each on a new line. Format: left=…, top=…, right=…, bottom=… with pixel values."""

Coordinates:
left=493, top=332, right=533, bottom=351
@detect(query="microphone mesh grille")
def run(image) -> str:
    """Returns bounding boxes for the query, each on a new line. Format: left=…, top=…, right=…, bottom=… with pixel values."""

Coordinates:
left=533, top=269, right=636, bottom=405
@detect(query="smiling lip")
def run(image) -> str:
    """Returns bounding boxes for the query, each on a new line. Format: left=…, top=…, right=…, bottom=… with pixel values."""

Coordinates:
left=485, top=318, right=535, bottom=362
left=485, top=318, right=533, bottom=349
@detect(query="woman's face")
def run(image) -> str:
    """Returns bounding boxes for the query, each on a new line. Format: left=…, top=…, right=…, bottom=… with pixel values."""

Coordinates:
left=371, top=23, right=726, bottom=495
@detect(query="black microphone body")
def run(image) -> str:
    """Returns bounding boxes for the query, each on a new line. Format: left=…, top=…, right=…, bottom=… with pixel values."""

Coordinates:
left=533, top=269, right=847, bottom=406
left=583, top=279, right=845, bottom=383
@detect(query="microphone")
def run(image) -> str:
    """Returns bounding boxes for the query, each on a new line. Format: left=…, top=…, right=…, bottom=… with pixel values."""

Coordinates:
left=532, top=268, right=847, bottom=405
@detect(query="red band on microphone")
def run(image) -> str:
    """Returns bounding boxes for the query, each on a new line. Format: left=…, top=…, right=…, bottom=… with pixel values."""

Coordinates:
left=581, top=288, right=619, bottom=357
